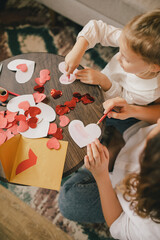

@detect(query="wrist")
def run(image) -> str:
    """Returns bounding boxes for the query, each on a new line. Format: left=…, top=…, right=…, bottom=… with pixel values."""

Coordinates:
left=98, top=74, right=112, bottom=91
left=94, top=171, right=110, bottom=184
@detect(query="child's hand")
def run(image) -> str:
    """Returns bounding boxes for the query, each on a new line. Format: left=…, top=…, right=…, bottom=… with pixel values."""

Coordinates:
left=84, top=139, right=109, bottom=180
left=65, top=49, right=81, bottom=75
left=103, top=97, right=134, bottom=120
left=76, top=67, right=112, bottom=90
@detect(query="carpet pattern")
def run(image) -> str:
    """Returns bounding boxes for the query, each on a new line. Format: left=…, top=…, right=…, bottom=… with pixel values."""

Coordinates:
left=0, top=1, right=118, bottom=239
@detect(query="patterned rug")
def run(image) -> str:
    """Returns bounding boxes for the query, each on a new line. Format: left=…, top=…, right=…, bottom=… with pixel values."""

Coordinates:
left=0, top=1, right=118, bottom=239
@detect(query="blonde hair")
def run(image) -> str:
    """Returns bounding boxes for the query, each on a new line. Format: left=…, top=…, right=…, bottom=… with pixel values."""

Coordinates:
left=123, top=9, right=160, bottom=65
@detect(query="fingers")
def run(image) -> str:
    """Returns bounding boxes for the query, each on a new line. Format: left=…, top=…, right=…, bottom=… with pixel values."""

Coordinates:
left=103, top=97, right=127, bottom=114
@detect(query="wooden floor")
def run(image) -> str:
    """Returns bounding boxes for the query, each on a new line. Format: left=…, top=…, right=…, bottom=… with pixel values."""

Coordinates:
left=0, top=185, right=73, bottom=240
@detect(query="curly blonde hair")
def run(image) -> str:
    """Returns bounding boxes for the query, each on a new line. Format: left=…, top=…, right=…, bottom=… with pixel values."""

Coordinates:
left=122, top=132, right=160, bottom=223
left=123, top=9, right=160, bottom=65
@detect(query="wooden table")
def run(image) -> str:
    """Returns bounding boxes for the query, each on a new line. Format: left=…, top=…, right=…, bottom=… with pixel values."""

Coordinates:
left=0, top=52, right=104, bottom=177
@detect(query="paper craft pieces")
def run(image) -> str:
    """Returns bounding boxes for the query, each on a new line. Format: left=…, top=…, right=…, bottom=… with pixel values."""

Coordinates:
left=34, top=85, right=44, bottom=93
left=68, top=120, right=101, bottom=148
left=33, top=92, right=46, bottom=103
left=7, top=59, right=35, bottom=83
left=59, top=115, right=70, bottom=127
left=50, top=89, right=62, bottom=99
left=35, top=69, right=50, bottom=86
left=47, top=137, right=60, bottom=150
left=0, top=134, right=68, bottom=190
left=58, top=61, right=78, bottom=84
left=7, top=94, right=56, bottom=139
left=16, top=148, right=37, bottom=175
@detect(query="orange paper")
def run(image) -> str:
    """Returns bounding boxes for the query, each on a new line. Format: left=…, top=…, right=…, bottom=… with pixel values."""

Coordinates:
left=0, top=134, right=68, bottom=190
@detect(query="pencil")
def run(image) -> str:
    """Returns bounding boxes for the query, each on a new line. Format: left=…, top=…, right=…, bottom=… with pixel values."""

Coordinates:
left=8, top=90, right=20, bottom=96
left=97, top=112, right=108, bottom=125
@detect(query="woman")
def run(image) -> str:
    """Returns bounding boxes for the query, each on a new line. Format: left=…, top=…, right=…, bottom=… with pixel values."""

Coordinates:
left=58, top=97, right=160, bottom=240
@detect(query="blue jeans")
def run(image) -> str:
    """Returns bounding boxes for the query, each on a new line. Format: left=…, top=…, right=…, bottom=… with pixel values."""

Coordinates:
left=58, top=168, right=105, bottom=223
left=105, top=117, right=140, bottom=134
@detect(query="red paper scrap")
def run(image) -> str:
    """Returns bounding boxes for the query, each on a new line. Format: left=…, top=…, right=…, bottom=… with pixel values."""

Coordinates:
left=64, top=99, right=76, bottom=110
left=50, top=89, right=62, bottom=99
left=55, top=105, right=70, bottom=115
left=47, top=137, right=60, bottom=150
left=48, top=123, right=57, bottom=135
left=0, top=131, right=7, bottom=145
left=53, top=128, right=63, bottom=140
left=33, top=92, right=46, bottom=103
left=27, top=117, right=38, bottom=128
left=16, top=149, right=37, bottom=175
left=16, top=64, right=28, bottom=72
left=34, top=85, right=45, bottom=93
left=18, top=101, right=30, bottom=111
left=59, top=115, right=70, bottom=127
left=17, top=120, right=29, bottom=132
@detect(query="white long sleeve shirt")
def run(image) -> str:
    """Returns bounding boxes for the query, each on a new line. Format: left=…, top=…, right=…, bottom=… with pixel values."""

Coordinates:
left=108, top=121, right=160, bottom=240
left=78, top=20, right=160, bottom=105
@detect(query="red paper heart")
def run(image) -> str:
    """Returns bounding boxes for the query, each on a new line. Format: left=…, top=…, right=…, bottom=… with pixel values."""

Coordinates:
left=16, top=149, right=37, bottom=175
left=55, top=105, right=70, bottom=115
left=17, top=120, right=29, bottom=132
left=16, top=64, right=28, bottom=72
left=5, top=111, right=17, bottom=123
left=15, top=114, right=27, bottom=122
left=47, top=137, right=60, bottom=150
left=48, top=123, right=57, bottom=135
left=73, top=92, right=82, bottom=102
left=59, top=115, right=70, bottom=127
left=81, top=93, right=95, bottom=104
left=33, top=92, right=46, bottom=103
left=6, top=130, right=14, bottom=140
left=50, top=89, right=62, bottom=99
left=64, top=99, right=76, bottom=110
left=28, top=106, right=41, bottom=117
left=40, top=69, right=50, bottom=81
left=27, top=117, right=38, bottom=128
left=18, top=101, right=30, bottom=111
left=53, top=128, right=63, bottom=140
left=34, top=85, right=44, bottom=93
left=35, top=77, right=44, bottom=86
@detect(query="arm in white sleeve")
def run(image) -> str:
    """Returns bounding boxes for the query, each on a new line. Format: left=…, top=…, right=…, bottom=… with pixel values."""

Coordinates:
left=77, top=20, right=122, bottom=49
left=110, top=212, right=145, bottom=240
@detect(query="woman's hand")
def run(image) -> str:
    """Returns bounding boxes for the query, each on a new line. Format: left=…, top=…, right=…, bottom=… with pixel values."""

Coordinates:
left=103, top=97, right=134, bottom=120
left=84, top=139, right=110, bottom=180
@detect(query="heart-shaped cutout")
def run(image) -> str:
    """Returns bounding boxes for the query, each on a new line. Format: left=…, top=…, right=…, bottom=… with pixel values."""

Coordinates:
left=8, top=59, right=35, bottom=83
left=16, top=64, right=28, bottom=72
left=68, top=120, right=101, bottom=148
left=18, top=101, right=30, bottom=111
left=47, top=137, right=60, bottom=150
left=17, top=120, right=29, bottom=132
left=33, top=92, right=46, bottom=103
left=0, top=131, right=7, bottom=145
left=16, top=149, right=37, bottom=175
left=59, top=115, right=70, bottom=127
left=58, top=61, right=78, bottom=85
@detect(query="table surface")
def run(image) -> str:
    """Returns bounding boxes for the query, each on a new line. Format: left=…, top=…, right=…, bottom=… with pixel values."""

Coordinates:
left=0, top=52, right=104, bottom=177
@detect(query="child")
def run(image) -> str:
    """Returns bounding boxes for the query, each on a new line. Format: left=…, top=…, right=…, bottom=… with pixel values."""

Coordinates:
left=65, top=9, right=160, bottom=169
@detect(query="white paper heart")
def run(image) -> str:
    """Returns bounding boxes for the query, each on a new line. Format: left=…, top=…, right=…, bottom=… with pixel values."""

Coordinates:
left=58, top=61, right=78, bottom=85
left=68, top=120, right=101, bottom=148
left=7, top=59, right=35, bottom=83
left=7, top=94, right=56, bottom=139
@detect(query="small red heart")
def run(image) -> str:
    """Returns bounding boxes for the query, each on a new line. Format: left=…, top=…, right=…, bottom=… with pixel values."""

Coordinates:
left=0, top=115, right=7, bottom=128
left=48, top=123, right=57, bottom=135
left=47, top=137, right=60, bottom=150
left=28, top=106, right=41, bottom=117
left=53, top=128, right=63, bottom=140
left=18, top=101, right=30, bottom=111
left=34, top=85, right=45, bottom=93
left=64, top=99, right=76, bottom=110
left=55, top=105, right=70, bottom=115
left=59, top=115, right=70, bottom=127
left=17, top=120, right=29, bottom=132
left=81, top=93, right=95, bottom=104
left=16, top=149, right=37, bottom=175
left=33, top=92, right=46, bottom=103
left=73, top=92, right=82, bottom=102
left=16, top=64, right=28, bottom=72
left=27, top=117, right=38, bottom=128
left=50, top=89, right=62, bottom=99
